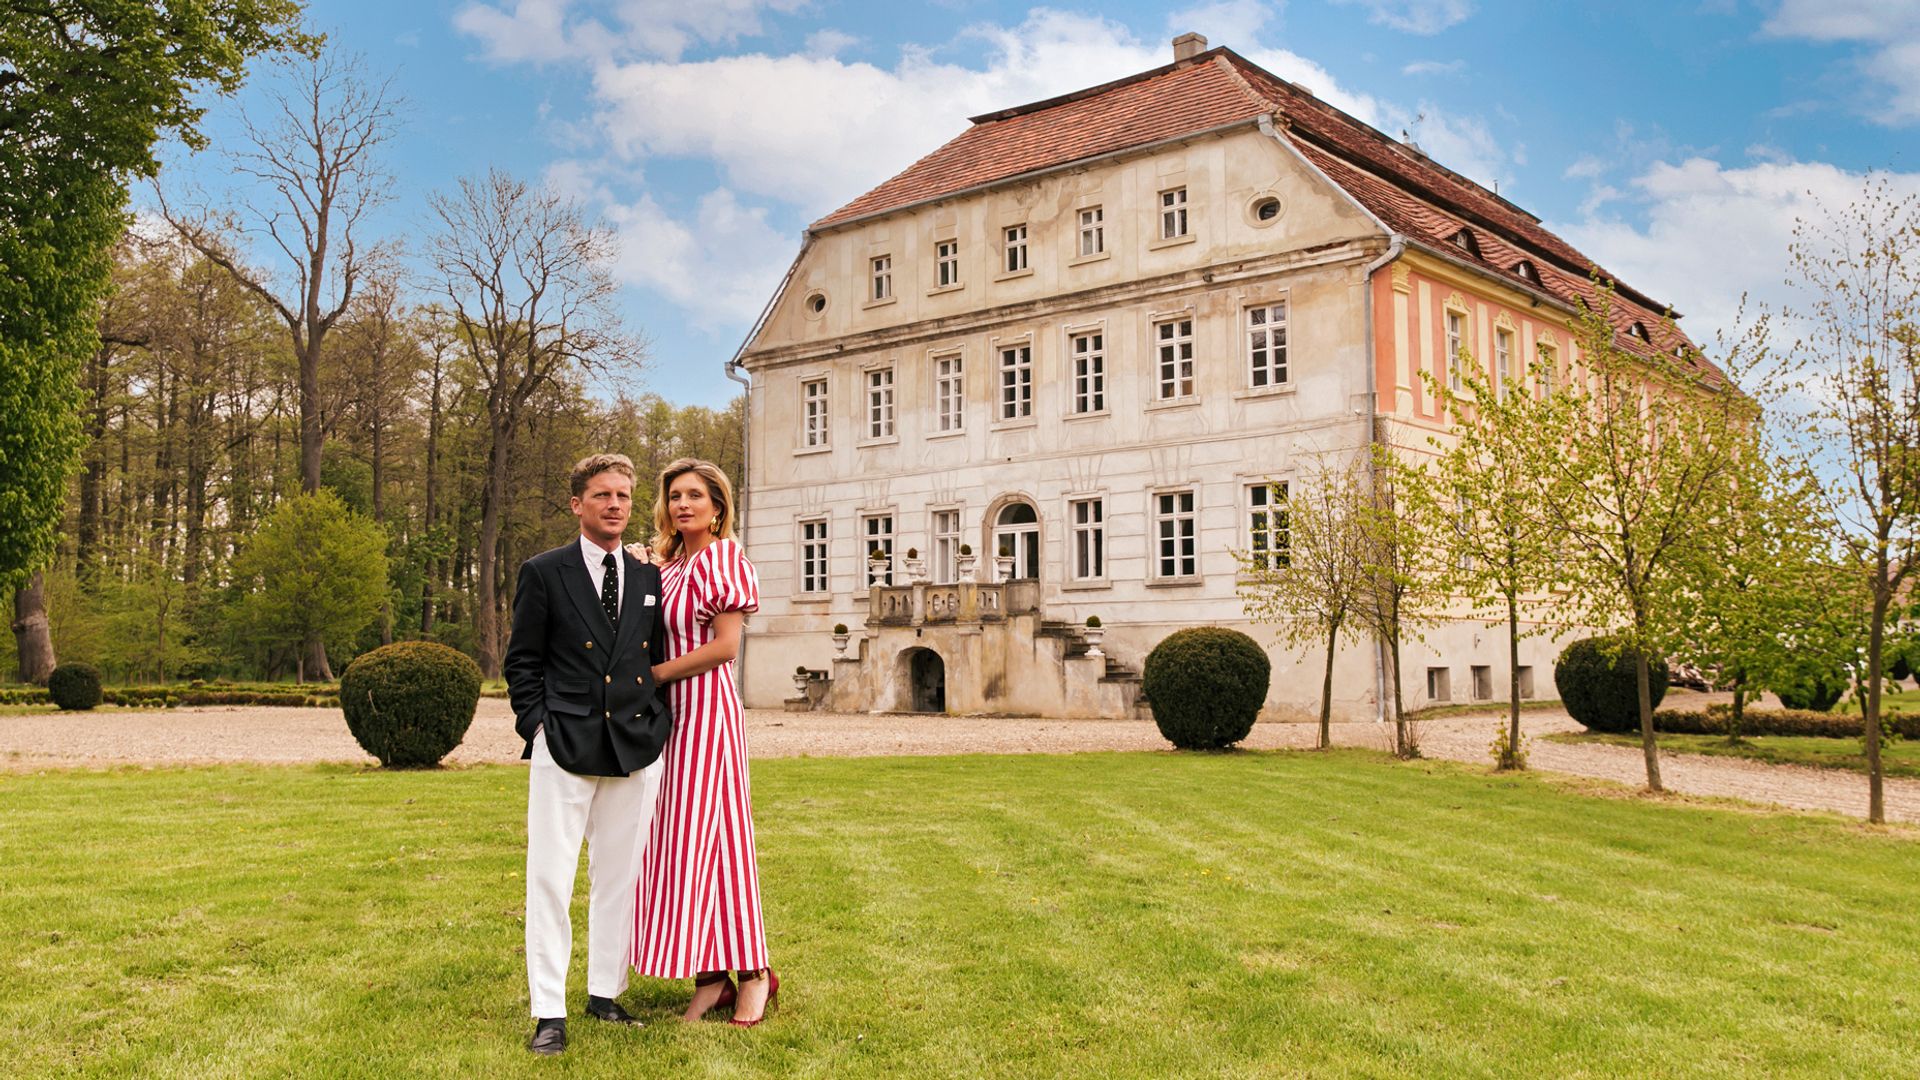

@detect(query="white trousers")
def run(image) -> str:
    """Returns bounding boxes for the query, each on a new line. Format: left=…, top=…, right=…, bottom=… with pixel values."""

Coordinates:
left=525, top=733, right=663, bottom=1019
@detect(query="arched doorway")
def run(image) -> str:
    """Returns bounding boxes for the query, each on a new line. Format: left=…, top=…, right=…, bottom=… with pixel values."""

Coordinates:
left=993, top=501, right=1040, bottom=581
left=906, top=648, right=946, bottom=713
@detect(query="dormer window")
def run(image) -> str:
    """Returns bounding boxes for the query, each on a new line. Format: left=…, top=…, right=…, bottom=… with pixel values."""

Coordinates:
left=1628, top=322, right=1649, bottom=341
left=1450, top=228, right=1481, bottom=258
left=1515, top=259, right=1540, bottom=284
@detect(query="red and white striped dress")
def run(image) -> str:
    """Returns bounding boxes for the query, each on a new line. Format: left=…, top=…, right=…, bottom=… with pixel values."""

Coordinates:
left=633, top=537, right=767, bottom=978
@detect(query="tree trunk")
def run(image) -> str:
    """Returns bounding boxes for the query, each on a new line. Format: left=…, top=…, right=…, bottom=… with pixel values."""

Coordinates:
left=1389, top=636, right=1409, bottom=758
left=11, top=573, right=56, bottom=684
left=299, top=339, right=323, bottom=494
left=302, top=636, right=332, bottom=683
left=1866, top=577, right=1889, bottom=825
left=1636, top=649, right=1663, bottom=792
left=1728, top=679, right=1746, bottom=745
left=1505, top=594, right=1522, bottom=770
left=1319, top=620, right=1337, bottom=750
left=77, top=345, right=110, bottom=587
left=474, top=418, right=511, bottom=679
left=420, top=352, right=442, bottom=636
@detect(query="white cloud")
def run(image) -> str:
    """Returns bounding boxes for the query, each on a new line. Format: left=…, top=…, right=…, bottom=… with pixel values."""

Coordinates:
left=1331, top=0, right=1474, bottom=35
left=1401, top=59, right=1465, bottom=76
left=804, top=29, right=859, bottom=57
left=1165, top=0, right=1274, bottom=48
left=604, top=189, right=795, bottom=329
left=1763, top=0, right=1920, bottom=124
left=455, top=0, right=808, bottom=63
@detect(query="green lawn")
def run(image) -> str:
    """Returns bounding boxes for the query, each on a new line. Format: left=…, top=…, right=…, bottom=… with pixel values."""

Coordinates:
left=3, top=753, right=1917, bottom=1078
left=1550, top=731, right=1920, bottom=779
left=1837, top=685, right=1920, bottom=715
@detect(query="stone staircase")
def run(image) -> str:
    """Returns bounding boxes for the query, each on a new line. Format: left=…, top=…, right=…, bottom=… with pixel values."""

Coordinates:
left=1038, top=620, right=1146, bottom=697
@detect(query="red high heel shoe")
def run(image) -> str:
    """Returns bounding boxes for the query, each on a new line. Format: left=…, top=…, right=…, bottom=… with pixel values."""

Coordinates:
left=728, top=969, right=779, bottom=1027
left=692, top=971, right=736, bottom=1019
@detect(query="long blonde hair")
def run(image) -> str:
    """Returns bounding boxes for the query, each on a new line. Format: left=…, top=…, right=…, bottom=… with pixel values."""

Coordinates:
left=651, top=458, right=737, bottom=560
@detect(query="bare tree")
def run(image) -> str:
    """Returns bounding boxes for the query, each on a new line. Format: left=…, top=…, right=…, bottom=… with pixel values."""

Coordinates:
left=158, top=46, right=397, bottom=679
left=427, top=169, right=635, bottom=677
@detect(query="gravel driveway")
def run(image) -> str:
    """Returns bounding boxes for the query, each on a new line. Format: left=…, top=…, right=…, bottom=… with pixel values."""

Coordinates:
left=3, top=696, right=1915, bottom=824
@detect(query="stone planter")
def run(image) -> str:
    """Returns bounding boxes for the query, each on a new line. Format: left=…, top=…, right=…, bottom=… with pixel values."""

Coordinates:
left=903, top=556, right=928, bottom=584
left=994, top=555, right=1015, bottom=582
left=956, top=553, right=978, bottom=582
left=831, top=632, right=851, bottom=658
left=867, top=558, right=888, bottom=587
left=1082, top=627, right=1105, bottom=658
left=792, top=670, right=812, bottom=696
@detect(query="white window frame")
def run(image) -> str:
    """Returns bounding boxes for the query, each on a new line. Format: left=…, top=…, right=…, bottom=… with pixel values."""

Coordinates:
left=800, top=376, right=829, bottom=449
left=1152, top=488, right=1199, bottom=581
left=1495, top=327, right=1514, bottom=402
left=1247, top=481, right=1289, bottom=572
left=1159, top=187, right=1188, bottom=240
left=1069, top=330, right=1106, bottom=415
left=798, top=518, right=830, bottom=595
left=861, top=512, right=895, bottom=586
left=931, top=508, right=962, bottom=584
left=865, top=366, right=895, bottom=440
left=1535, top=343, right=1558, bottom=398
left=933, top=352, right=964, bottom=434
left=870, top=254, right=893, bottom=302
left=1154, top=317, right=1195, bottom=401
left=1446, top=309, right=1467, bottom=393
left=1078, top=206, right=1105, bottom=257
left=998, top=341, right=1033, bottom=422
left=935, top=239, right=960, bottom=289
left=1246, top=301, right=1289, bottom=389
left=1068, top=496, right=1106, bottom=582
left=1003, top=224, right=1028, bottom=274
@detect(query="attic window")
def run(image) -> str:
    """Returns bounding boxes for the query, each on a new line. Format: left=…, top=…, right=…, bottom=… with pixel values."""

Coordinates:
left=1628, top=322, right=1649, bottom=341
left=1515, top=260, right=1540, bottom=284
left=804, top=291, right=828, bottom=317
left=1450, top=229, right=1481, bottom=258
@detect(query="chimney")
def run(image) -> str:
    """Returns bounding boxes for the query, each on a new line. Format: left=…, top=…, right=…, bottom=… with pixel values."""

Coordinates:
left=1172, top=32, right=1207, bottom=63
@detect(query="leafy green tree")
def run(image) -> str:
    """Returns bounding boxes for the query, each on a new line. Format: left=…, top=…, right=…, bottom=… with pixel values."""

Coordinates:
left=1360, top=437, right=1447, bottom=759
left=230, top=490, right=388, bottom=681
left=1522, top=290, right=1748, bottom=792
left=1236, top=454, right=1367, bottom=749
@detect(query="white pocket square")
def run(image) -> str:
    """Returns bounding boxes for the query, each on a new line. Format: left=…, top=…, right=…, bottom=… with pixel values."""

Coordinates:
left=644, top=595, right=657, bottom=606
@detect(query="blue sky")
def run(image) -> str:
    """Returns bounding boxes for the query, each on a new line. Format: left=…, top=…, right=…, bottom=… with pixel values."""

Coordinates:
left=152, top=0, right=1920, bottom=407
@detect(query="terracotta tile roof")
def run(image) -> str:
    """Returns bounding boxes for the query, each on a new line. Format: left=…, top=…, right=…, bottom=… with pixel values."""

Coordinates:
left=809, top=47, right=1725, bottom=388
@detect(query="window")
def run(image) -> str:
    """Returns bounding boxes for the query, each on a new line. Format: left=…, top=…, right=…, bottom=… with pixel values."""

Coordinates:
left=999, top=343, right=1033, bottom=420
left=1078, top=206, right=1104, bottom=257
left=935, top=239, right=959, bottom=288
left=1069, top=331, right=1105, bottom=414
left=1155, top=317, right=1195, bottom=400
left=870, top=255, right=892, bottom=301
left=1471, top=665, right=1493, bottom=701
left=1069, top=497, right=1105, bottom=581
left=1450, top=229, right=1480, bottom=258
left=1446, top=310, right=1466, bottom=392
left=801, top=377, right=829, bottom=448
left=1426, top=667, right=1452, bottom=703
left=1004, top=224, right=1028, bottom=273
left=862, top=513, right=894, bottom=585
left=1628, top=321, right=1649, bottom=341
left=799, top=519, right=829, bottom=594
left=1495, top=328, right=1514, bottom=402
left=932, top=509, right=961, bottom=584
left=934, top=353, right=964, bottom=433
left=1248, top=481, right=1289, bottom=571
left=1535, top=343, right=1558, bottom=398
left=1154, top=490, right=1198, bottom=579
left=866, top=367, right=894, bottom=439
left=1247, top=302, right=1288, bottom=388
left=1516, top=665, right=1536, bottom=698
left=1515, top=260, right=1540, bottom=285
left=1160, top=187, right=1188, bottom=239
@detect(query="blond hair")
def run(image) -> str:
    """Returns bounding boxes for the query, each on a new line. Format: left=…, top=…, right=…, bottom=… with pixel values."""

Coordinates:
left=651, top=458, right=737, bottom=560
left=570, top=453, right=636, bottom=498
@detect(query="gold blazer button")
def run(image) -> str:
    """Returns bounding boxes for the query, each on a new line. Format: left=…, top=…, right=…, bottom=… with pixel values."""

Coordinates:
left=584, top=641, right=593, bottom=649
left=604, top=675, right=611, bottom=683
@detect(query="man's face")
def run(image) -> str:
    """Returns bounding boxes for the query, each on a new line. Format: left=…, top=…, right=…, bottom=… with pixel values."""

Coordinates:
left=572, top=470, right=633, bottom=545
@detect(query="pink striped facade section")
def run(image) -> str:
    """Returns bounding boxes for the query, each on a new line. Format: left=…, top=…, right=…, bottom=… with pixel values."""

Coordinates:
left=632, top=538, right=768, bottom=978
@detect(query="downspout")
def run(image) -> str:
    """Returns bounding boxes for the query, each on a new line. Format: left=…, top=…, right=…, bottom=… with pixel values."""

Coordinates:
left=1361, top=236, right=1405, bottom=724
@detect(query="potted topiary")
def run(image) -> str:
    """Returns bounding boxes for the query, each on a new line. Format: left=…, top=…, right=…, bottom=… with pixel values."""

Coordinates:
left=867, top=545, right=889, bottom=587
left=1082, top=615, right=1105, bottom=657
left=994, top=542, right=1016, bottom=583
left=902, top=546, right=928, bottom=584
left=831, top=622, right=851, bottom=658
left=956, top=543, right=978, bottom=582
left=793, top=664, right=813, bottom=696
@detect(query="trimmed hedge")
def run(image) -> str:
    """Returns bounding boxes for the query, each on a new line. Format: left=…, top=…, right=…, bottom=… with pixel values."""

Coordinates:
left=48, top=664, right=103, bottom=711
left=1554, top=637, right=1668, bottom=733
left=1653, top=706, right=1920, bottom=740
left=340, top=641, right=482, bottom=768
left=1142, top=627, right=1271, bottom=750
left=2, top=682, right=342, bottom=710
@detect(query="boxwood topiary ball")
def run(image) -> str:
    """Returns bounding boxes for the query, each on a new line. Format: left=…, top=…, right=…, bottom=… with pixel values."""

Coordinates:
left=1142, top=627, right=1271, bottom=750
left=47, top=663, right=103, bottom=711
left=340, top=641, right=483, bottom=768
left=1774, top=668, right=1848, bottom=712
left=1554, top=636, right=1668, bottom=733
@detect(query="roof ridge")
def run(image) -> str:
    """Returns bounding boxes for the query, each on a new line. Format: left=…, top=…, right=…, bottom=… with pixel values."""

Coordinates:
left=1211, top=53, right=1279, bottom=115
left=967, top=48, right=1219, bottom=125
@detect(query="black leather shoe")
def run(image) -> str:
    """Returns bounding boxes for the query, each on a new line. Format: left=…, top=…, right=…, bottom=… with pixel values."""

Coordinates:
left=586, top=995, right=645, bottom=1026
left=529, top=1018, right=566, bottom=1055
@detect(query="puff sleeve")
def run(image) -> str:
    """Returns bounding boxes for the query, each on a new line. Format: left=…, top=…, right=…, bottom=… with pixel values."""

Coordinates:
left=693, top=538, right=760, bottom=625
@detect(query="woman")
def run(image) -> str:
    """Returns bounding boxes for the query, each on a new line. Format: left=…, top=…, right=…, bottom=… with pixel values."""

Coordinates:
left=628, top=458, right=778, bottom=1026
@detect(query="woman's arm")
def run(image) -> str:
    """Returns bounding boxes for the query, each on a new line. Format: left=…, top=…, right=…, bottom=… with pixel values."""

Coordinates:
left=652, top=609, right=745, bottom=684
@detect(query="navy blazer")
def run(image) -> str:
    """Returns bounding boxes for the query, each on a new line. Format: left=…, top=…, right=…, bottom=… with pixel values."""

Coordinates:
left=504, top=542, right=671, bottom=777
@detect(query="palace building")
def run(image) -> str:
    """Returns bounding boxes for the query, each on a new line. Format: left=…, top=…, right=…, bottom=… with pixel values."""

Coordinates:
left=727, top=35, right=1722, bottom=719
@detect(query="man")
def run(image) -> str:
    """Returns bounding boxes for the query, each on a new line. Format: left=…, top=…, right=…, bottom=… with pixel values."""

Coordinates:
left=505, top=453, right=671, bottom=1056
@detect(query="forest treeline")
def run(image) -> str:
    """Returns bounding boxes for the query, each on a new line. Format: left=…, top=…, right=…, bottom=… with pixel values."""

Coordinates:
left=1, top=230, right=741, bottom=685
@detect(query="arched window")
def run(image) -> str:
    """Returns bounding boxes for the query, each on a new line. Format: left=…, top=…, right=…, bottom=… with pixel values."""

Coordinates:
left=992, top=502, right=1040, bottom=582
left=1514, top=259, right=1540, bottom=285
left=1450, top=228, right=1481, bottom=258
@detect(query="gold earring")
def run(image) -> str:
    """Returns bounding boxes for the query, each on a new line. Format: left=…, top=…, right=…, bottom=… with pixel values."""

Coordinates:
left=709, top=516, right=721, bottom=533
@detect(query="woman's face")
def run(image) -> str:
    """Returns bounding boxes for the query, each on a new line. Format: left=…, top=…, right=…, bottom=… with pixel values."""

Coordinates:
left=667, top=472, right=716, bottom=537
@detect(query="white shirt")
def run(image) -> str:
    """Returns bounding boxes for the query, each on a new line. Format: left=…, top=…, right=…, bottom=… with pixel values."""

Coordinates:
left=579, top=534, right=624, bottom=620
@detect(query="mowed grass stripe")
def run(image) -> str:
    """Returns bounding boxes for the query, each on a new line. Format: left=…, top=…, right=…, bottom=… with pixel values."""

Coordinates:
left=2, top=751, right=1917, bottom=1078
